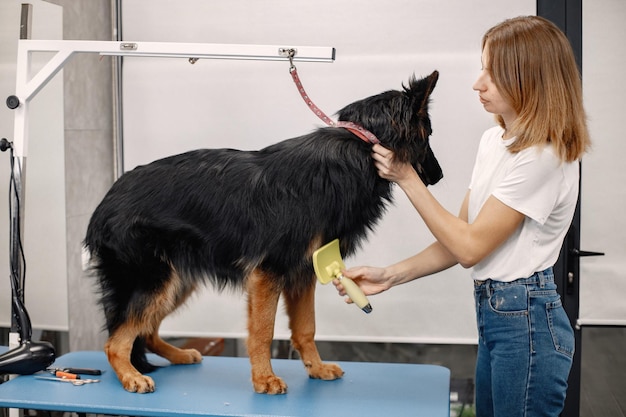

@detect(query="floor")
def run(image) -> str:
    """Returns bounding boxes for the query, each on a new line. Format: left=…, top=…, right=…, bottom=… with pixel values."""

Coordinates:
left=1, top=327, right=625, bottom=416
left=579, top=327, right=626, bottom=417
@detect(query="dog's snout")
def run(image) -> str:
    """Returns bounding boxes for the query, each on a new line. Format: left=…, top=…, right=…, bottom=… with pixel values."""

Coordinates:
left=419, top=146, right=443, bottom=186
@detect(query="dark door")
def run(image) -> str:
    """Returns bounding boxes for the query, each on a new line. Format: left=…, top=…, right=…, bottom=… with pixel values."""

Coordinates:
left=538, top=2, right=605, bottom=416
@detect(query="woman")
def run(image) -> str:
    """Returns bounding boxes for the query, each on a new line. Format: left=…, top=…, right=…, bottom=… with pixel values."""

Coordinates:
left=334, top=16, right=590, bottom=417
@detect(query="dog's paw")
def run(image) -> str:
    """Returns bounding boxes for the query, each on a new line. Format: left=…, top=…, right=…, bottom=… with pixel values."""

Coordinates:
left=121, top=374, right=156, bottom=393
left=170, top=348, right=203, bottom=365
left=252, top=374, right=288, bottom=395
left=306, top=361, right=344, bottom=380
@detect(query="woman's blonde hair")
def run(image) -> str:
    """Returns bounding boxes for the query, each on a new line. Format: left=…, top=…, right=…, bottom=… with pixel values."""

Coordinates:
left=483, top=16, right=590, bottom=162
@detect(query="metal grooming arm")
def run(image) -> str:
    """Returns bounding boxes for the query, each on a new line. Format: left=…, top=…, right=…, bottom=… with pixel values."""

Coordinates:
left=10, top=40, right=335, bottom=159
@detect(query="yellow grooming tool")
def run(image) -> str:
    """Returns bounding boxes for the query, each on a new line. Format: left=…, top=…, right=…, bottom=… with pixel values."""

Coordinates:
left=313, top=239, right=372, bottom=314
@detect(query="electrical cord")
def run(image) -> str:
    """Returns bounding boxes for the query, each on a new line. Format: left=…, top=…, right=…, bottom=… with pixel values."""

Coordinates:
left=1, top=138, right=30, bottom=340
left=10, top=146, right=27, bottom=304
left=0, top=138, right=56, bottom=374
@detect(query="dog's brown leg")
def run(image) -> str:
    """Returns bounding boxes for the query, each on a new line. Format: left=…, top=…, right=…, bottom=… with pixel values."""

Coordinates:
left=246, top=268, right=286, bottom=394
left=144, top=276, right=202, bottom=366
left=105, top=321, right=156, bottom=393
left=107, top=271, right=201, bottom=393
left=283, top=278, right=344, bottom=381
left=145, top=331, right=203, bottom=366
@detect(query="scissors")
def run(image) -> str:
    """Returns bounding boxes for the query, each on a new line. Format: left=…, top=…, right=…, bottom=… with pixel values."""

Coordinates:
left=46, top=366, right=102, bottom=376
left=35, top=376, right=100, bottom=386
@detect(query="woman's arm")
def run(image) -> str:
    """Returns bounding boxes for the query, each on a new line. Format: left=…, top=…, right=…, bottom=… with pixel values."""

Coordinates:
left=337, top=194, right=467, bottom=298
left=339, top=240, right=458, bottom=298
left=372, top=144, right=524, bottom=268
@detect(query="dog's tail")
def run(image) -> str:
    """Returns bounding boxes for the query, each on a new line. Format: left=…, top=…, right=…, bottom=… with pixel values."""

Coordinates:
left=131, top=337, right=159, bottom=374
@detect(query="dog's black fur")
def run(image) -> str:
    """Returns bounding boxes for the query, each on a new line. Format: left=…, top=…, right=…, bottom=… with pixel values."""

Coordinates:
left=85, top=70, right=441, bottom=394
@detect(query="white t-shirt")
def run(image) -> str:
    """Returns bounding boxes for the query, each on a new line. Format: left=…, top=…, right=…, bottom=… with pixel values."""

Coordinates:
left=468, top=126, right=580, bottom=282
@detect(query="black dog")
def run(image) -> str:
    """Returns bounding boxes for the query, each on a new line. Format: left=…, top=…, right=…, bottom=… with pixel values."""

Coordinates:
left=85, top=70, right=441, bottom=394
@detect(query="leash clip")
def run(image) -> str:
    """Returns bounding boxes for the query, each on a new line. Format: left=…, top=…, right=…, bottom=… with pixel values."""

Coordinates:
left=279, top=48, right=297, bottom=72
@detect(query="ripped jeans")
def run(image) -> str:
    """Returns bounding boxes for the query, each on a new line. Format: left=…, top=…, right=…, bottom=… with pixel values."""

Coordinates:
left=474, top=267, right=574, bottom=417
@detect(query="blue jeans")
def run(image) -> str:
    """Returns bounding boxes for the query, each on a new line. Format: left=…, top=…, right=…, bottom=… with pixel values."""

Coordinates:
left=474, top=268, right=574, bottom=417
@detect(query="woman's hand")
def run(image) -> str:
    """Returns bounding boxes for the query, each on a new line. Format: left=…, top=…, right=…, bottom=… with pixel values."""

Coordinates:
left=333, top=266, right=391, bottom=303
left=371, top=144, right=418, bottom=185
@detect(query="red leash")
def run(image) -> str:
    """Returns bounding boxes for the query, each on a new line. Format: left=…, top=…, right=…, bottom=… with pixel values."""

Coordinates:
left=287, top=52, right=380, bottom=144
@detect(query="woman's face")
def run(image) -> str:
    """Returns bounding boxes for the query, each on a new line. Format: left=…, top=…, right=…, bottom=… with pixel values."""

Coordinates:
left=473, top=43, right=517, bottom=130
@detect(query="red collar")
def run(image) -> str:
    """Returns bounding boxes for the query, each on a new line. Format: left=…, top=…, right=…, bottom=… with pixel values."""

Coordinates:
left=334, top=121, right=380, bottom=144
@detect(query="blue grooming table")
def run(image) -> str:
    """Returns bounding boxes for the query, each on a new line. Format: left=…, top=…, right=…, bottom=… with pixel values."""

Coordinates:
left=0, top=350, right=450, bottom=416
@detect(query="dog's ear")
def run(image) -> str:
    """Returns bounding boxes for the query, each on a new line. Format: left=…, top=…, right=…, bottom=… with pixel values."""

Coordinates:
left=405, top=70, right=439, bottom=112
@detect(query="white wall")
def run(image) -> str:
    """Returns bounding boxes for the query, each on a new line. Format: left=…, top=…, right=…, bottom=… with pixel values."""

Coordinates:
left=2, top=0, right=620, bottom=345
left=7, top=0, right=619, bottom=344
left=121, top=0, right=535, bottom=343
left=579, top=0, right=626, bottom=326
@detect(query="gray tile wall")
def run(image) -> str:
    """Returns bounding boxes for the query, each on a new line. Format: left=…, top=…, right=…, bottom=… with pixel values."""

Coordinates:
left=47, top=0, right=114, bottom=351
